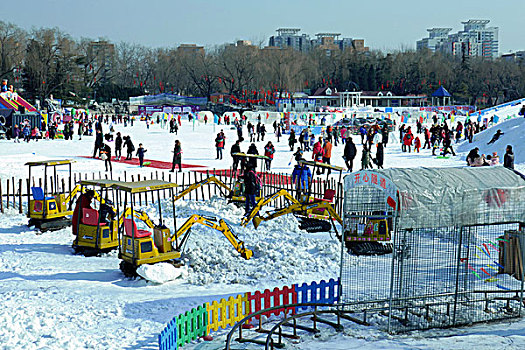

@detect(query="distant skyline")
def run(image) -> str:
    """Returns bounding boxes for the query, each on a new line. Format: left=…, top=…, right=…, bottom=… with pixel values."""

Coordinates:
left=1, top=0, right=523, bottom=53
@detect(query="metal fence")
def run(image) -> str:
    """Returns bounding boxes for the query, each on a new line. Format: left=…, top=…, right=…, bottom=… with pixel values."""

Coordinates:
left=339, top=169, right=525, bottom=333
left=0, top=168, right=345, bottom=218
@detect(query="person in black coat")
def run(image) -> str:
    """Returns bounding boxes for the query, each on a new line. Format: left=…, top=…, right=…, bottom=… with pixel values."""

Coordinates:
left=246, top=143, right=259, bottom=170
left=504, top=145, right=514, bottom=169
left=243, top=164, right=260, bottom=214
left=487, top=129, right=504, bottom=145
left=231, top=140, right=242, bottom=174
left=382, top=127, right=389, bottom=148
left=375, top=142, right=384, bottom=169
left=170, top=140, right=182, bottom=172
left=343, top=137, right=357, bottom=172
left=115, top=132, right=122, bottom=160
left=124, top=136, right=135, bottom=160
left=101, top=143, right=112, bottom=172
left=93, top=129, right=103, bottom=158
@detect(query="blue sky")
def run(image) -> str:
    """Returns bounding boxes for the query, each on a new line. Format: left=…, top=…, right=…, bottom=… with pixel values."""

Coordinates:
left=1, top=0, right=522, bottom=53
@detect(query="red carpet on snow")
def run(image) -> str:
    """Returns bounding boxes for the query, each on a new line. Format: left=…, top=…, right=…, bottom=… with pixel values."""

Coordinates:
left=195, top=168, right=293, bottom=185
left=79, top=156, right=295, bottom=185
left=79, top=156, right=206, bottom=169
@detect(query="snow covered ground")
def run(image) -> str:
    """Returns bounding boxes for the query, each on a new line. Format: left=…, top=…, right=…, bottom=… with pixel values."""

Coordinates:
left=0, top=111, right=524, bottom=349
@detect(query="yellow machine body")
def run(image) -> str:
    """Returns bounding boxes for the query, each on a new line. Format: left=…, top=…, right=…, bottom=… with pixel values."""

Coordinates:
left=345, top=218, right=390, bottom=242
left=121, top=232, right=181, bottom=267
left=28, top=196, right=73, bottom=220
left=75, top=222, right=119, bottom=250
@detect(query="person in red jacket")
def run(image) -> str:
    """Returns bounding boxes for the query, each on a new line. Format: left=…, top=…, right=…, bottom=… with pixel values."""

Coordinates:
left=263, top=141, right=275, bottom=171
left=402, top=127, right=414, bottom=153
left=72, top=190, right=95, bottom=236
left=312, top=137, right=324, bottom=162
left=414, top=136, right=421, bottom=153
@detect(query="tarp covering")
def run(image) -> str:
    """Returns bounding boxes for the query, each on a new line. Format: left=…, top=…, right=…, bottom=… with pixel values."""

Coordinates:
left=345, top=167, right=525, bottom=229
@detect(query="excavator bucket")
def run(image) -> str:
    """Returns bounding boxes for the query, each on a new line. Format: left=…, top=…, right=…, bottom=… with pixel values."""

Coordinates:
left=240, top=249, right=253, bottom=260
left=253, top=216, right=263, bottom=229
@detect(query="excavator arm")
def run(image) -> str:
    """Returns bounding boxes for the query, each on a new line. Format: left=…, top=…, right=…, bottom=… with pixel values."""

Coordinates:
left=173, top=176, right=232, bottom=202
left=173, top=214, right=252, bottom=260
left=118, top=207, right=156, bottom=228
left=241, top=189, right=299, bottom=227
left=253, top=201, right=342, bottom=231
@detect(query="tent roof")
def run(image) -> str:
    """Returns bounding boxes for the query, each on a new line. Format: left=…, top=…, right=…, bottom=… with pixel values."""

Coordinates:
left=344, top=167, right=525, bottom=229
left=432, top=86, right=452, bottom=97
left=377, top=166, right=524, bottom=194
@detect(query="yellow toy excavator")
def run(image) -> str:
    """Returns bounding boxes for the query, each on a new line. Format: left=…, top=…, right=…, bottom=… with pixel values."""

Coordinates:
left=25, top=160, right=100, bottom=232
left=112, top=180, right=253, bottom=277
left=240, top=188, right=343, bottom=234
left=72, top=179, right=157, bottom=255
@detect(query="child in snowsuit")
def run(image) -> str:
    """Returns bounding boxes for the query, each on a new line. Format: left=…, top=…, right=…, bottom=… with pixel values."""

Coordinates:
left=414, top=136, right=421, bottom=153
left=136, top=143, right=147, bottom=167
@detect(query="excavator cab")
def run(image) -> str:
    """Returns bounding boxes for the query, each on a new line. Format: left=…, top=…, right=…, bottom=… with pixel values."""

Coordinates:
left=73, top=179, right=123, bottom=255
left=112, top=180, right=181, bottom=277
left=25, top=159, right=76, bottom=231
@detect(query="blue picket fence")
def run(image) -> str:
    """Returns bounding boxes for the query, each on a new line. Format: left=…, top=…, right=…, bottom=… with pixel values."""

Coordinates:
left=295, top=278, right=340, bottom=311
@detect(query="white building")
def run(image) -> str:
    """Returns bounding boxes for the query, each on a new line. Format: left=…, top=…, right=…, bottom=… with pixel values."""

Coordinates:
left=417, top=19, right=499, bottom=59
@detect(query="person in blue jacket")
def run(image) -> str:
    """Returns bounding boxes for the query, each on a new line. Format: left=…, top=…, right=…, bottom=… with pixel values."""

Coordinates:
left=292, top=162, right=311, bottom=195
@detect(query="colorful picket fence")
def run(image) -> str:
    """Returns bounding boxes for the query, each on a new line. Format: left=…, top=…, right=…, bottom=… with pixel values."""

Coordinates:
left=158, top=278, right=340, bottom=350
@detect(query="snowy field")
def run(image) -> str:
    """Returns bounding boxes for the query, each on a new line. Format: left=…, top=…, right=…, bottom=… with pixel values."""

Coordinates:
left=0, top=111, right=524, bottom=349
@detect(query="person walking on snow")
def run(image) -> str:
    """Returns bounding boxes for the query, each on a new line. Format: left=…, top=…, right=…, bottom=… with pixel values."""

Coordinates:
left=93, top=129, right=103, bottom=158
left=264, top=141, right=275, bottom=171
left=243, top=164, right=260, bottom=215
left=312, top=137, right=324, bottom=163
left=288, top=129, right=296, bottom=151
left=374, top=142, right=384, bottom=169
left=343, top=137, right=357, bottom=172
left=231, top=140, right=242, bottom=174
left=171, top=140, right=182, bottom=172
left=321, top=138, right=332, bottom=174
left=115, top=132, right=122, bottom=160
left=100, top=143, right=112, bottom=172
left=504, top=145, right=514, bottom=170
left=136, top=143, right=147, bottom=167
left=124, top=136, right=135, bottom=160
left=12, top=124, right=20, bottom=143
left=215, top=131, right=225, bottom=160
left=414, top=136, right=421, bottom=153
left=402, top=127, right=414, bottom=153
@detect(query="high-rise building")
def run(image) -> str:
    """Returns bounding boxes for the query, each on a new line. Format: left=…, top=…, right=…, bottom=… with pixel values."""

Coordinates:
left=417, top=20, right=499, bottom=59
left=88, top=40, right=115, bottom=83
left=177, top=44, right=205, bottom=56
left=269, top=28, right=313, bottom=52
left=268, top=28, right=368, bottom=53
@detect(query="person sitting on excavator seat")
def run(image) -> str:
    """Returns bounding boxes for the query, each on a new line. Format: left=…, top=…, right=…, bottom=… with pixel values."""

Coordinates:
left=99, top=200, right=115, bottom=224
left=72, top=190, right=95, bottom=235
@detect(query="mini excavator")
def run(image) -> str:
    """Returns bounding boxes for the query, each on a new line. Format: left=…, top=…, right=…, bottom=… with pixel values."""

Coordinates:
left=111, top=180, right=253, bottom=277
left=241, top=188, right=342, bottom=234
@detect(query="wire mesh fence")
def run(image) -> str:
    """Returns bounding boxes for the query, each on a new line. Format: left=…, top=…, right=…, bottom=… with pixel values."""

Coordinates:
left=339, top=168, right=525, bottom=333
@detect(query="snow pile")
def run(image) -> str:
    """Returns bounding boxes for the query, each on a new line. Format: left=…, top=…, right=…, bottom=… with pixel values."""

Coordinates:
left=457, top=117, right=525, bottom=164
left=137, top=263, right=189, bottom=284
left=155, top=197, right=342, bottom=286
